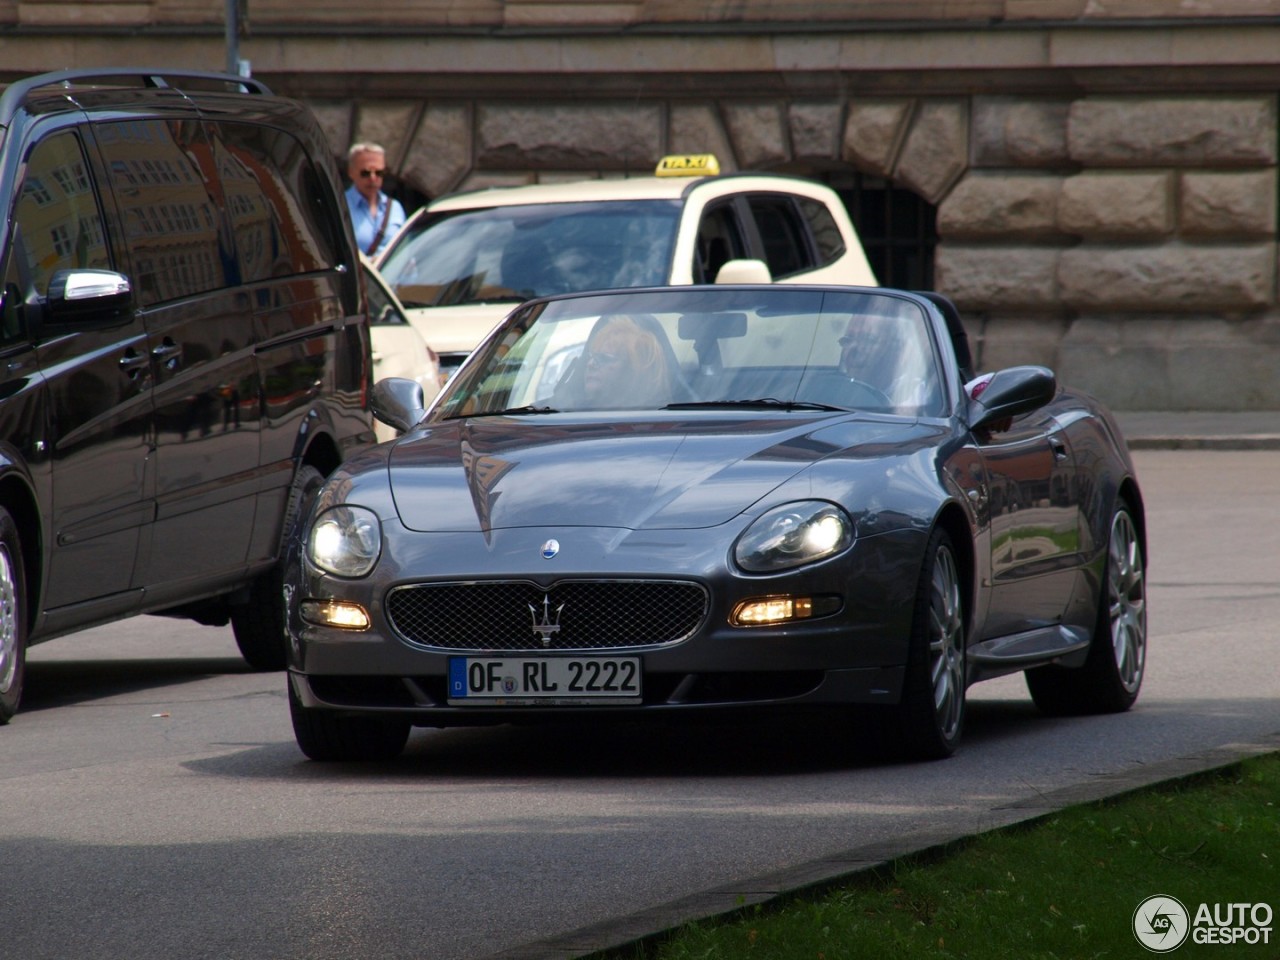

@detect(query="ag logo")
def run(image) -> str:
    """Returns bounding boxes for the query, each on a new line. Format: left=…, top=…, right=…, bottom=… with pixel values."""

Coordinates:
left=1134, top=895, right=1190, bottom=952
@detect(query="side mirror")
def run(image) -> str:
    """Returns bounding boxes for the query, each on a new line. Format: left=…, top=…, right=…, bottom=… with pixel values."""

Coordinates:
left=45, top=269, right=133, bottom=325
left=714, top=259, right=772, bottom=284
left=967, top=365, right=1056, bottom=430
left=371, top=376, right=427, bottom=434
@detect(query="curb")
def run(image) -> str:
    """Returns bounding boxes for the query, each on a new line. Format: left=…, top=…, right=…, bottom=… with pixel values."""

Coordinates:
left=483, top=733, right=1280, bottom=960
left=1127, top=436, right=1280, bottom=451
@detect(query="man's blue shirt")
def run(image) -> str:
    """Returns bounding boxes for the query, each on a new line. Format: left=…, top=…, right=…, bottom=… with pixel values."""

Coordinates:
left=345, top=184, right=406, bottom=258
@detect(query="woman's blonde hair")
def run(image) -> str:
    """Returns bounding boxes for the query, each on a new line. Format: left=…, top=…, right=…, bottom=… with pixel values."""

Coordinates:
left=586, top=314, right=673, bottom=405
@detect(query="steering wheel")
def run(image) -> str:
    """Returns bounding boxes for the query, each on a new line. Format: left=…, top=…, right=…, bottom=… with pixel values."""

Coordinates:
left=843, top=378, right=892, bottom=409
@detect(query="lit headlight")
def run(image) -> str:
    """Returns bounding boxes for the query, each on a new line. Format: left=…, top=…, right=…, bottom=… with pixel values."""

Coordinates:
left=734, top=501, right=853, bottom=573
left=307, top=505, right=382, bottom=578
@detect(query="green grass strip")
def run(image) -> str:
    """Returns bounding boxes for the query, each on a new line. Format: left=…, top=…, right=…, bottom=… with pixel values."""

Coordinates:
left=611, top=752, right=1279, bottom=960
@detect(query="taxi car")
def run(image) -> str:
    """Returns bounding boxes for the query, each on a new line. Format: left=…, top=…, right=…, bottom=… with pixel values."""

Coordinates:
left=375, top=154, right=876, bottom=379
left=284, top=283, right=1148, bottom=763
left=364, top=261, right=441, bottom=443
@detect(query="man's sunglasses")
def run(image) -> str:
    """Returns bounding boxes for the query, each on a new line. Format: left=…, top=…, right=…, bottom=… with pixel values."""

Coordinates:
left=358, top=168, right=386, bottom=179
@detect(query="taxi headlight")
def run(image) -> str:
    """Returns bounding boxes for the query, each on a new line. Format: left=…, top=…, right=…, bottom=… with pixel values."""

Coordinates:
left=308, top=505, right=382, bottom=578
left=734, top=501, right=853, bottom=573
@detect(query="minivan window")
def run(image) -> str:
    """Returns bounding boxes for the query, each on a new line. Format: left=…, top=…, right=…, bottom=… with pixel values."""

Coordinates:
left=211, top=122, right=339, bottom=281
left=13, top=131, right=110, bottom=299
left=96, top=118, right=229, bottom=305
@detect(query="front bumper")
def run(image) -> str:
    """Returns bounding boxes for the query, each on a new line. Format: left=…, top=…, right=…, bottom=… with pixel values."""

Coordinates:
left=287, top=522, right=926, bottom=723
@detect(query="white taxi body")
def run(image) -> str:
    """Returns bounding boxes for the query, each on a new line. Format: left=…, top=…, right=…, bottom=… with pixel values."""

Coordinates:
left=363, top=261, right=442, bottom=443
left=375, top=157, right=876, bottom=378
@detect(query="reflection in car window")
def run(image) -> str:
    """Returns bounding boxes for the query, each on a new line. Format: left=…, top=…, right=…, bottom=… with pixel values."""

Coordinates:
left=797, top=197, right=846, bottom=265
left=433, top=288, right=944, bottom=419
left=97, top=119, right=229, bottom=305
left=746, top=194, right=812, bottom=280
left=211, top=122, right=338, bottom=281
left=379, top=200, right=681, bottom=307
left=14, top=131, right=111, bottom=298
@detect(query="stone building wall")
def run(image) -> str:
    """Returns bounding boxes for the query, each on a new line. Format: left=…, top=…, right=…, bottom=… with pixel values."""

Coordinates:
left=5, top=2, right=1280, bottom=409
left=309, top=87, right=1280, bottom=411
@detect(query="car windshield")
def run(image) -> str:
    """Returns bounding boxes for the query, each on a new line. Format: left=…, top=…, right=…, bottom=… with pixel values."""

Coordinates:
left=433, top=287, right=947, bottom=419
left=378, top=200, right=682, bottom=307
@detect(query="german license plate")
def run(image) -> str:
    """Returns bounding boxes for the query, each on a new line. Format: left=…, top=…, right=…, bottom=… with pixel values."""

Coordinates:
left=447, top=656, right=642, bottom=705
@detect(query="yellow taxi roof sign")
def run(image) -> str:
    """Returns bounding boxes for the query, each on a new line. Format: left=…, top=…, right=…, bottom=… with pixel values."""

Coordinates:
left=655, top=154, right=720, bottom=177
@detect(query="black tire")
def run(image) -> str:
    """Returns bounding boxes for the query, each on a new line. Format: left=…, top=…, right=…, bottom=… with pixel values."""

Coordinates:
left=1026, top=498, right=1146, bottom=716
left=232, top=465, right=325, bottom=671
left=881, top=526, right=967, bottom=760
left=288, top=676, right=410, bottom=762
left=0, top=507, right=28, bottom=724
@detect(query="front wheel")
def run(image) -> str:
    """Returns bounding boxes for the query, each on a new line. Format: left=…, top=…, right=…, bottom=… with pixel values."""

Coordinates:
left=0, top=507, right=28, bottom=724
left=878, top=526, right=967, bottom=760
left=1026, top=498, right=1146, bottom=715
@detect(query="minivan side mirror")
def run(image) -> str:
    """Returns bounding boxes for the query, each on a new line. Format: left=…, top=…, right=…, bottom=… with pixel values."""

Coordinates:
left=371, top=376, right=427, bottom=434
left=45, top=269, right=133, bottom=325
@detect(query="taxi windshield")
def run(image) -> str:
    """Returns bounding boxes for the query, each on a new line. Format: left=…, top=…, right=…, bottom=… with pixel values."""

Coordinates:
left=379, top=200, right=681, bottom=307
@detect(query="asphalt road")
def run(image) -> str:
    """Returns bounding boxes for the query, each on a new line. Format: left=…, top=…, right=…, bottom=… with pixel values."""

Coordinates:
left=2, top=449, right=1278, bottom=960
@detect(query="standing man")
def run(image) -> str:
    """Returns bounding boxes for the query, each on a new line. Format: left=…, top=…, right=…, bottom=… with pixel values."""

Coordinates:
left=345, top=142, right=406, bottom=259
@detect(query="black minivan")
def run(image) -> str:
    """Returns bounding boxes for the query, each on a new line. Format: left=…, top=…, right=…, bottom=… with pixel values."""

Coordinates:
left=0, top=69, right=375, bottom=722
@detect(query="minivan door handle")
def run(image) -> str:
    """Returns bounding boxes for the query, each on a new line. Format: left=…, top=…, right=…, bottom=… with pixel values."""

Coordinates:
left=118, top=347, right=149, bottom=378
left=151, top=338, right=182, bottom=370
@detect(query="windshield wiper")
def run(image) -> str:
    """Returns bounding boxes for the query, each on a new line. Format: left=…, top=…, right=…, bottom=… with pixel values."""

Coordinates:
left=664, top=398, right=848, bottom=412
left=444, top=404, right=559, bottom=420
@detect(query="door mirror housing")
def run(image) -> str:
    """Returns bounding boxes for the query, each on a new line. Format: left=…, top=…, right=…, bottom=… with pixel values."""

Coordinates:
left=45, top=269, right=133, bottom=326
left=967, top=365, right=1057, bottom=430
left=371, top=376, right=427, bottom=434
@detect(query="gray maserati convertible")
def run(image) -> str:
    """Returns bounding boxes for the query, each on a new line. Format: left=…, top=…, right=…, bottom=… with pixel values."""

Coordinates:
left=284, top=284, right=1146, bottom=762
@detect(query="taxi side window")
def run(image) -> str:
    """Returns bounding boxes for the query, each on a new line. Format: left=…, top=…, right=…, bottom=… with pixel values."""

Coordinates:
left=694, top=202, right=748, bottom=283
left=797, top=197, right=846, bottom=266
left=745, top=194, right=813, bottom=280
left=96, top=118, right=229, bottom=306
left=13, top=131, right=111, bottom=300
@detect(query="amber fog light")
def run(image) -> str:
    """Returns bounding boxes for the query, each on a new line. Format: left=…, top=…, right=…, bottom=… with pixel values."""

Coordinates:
left=300, top=599, right=371, bottom=631
left=732, top=594, right=841, bottom=626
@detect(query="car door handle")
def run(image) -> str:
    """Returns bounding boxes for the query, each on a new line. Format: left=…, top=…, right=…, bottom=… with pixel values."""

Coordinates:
left=151, top=338, right=182, bottom=370
left=118, top=347, right=149, bottom=377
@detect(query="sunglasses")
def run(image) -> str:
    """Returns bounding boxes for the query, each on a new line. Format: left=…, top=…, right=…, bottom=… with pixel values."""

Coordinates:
left=358, top=168, right=386, bottom=179
left=585, top=351, right=622, bottom=368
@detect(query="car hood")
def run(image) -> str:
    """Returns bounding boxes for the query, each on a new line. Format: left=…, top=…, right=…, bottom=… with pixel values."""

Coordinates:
left=403, top=303, right=514, bottom=357
left=386, top=414, right=911, bottom=533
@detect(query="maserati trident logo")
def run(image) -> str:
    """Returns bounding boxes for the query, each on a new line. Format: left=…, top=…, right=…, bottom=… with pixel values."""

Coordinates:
left=541, top=539, right=560, bottom=559
left=529, top=594, right=564, bottom=647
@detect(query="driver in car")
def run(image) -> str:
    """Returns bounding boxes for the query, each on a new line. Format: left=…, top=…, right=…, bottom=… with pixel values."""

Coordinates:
left=837, top=312, right=932, bottom=410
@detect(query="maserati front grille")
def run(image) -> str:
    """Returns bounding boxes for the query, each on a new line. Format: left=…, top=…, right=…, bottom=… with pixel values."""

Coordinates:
left=385, top=579, right=708, bottom=652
